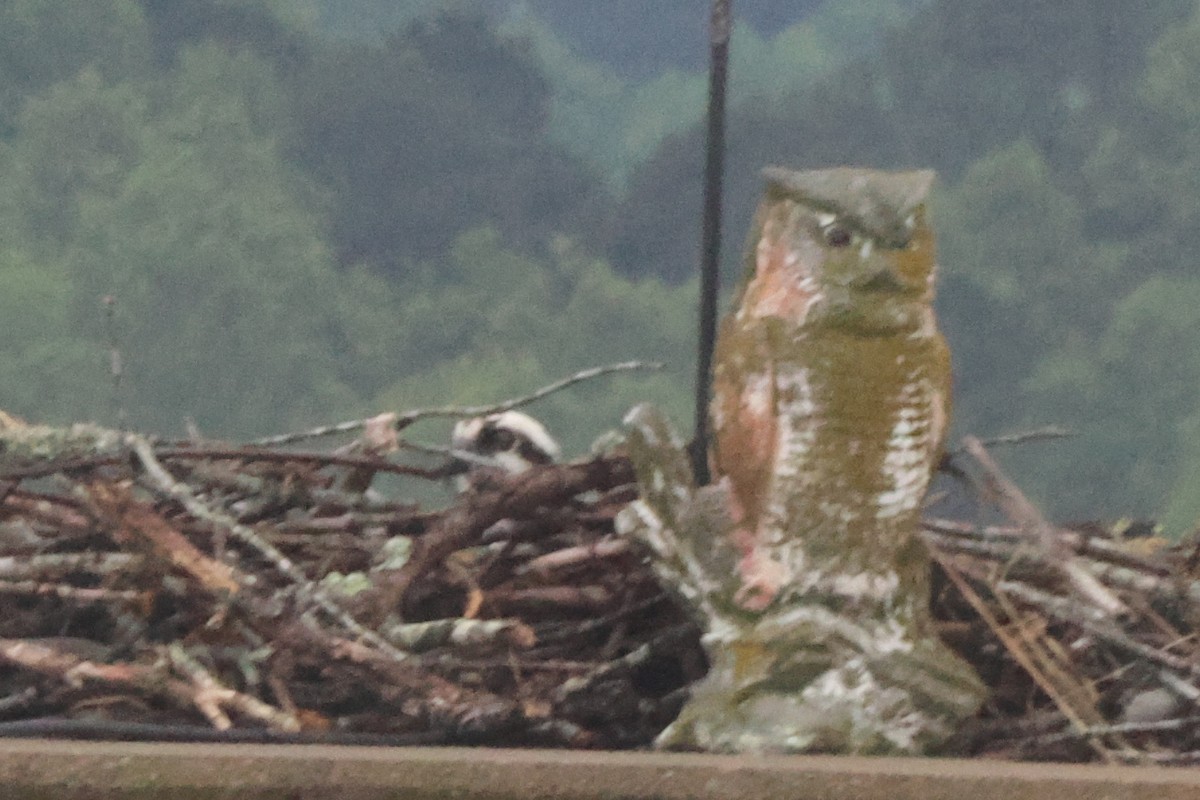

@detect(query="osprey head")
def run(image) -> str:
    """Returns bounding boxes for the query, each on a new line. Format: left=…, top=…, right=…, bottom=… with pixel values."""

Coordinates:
left=451, top=410, right=561, bottom=479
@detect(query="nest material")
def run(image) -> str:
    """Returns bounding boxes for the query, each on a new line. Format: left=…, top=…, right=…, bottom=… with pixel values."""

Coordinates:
left=0, top=419, right=1197, bottom=764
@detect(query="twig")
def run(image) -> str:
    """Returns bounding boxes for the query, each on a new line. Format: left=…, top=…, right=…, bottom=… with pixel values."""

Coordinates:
left=1022, top=714, right=1200, bottom=747
left=949, top=425, right=1073, bottom=454
left=0, top=553, right=141, bottom=581
left=517, top=537, right=631, bottom=576
left=101, top=295, right=127, bottom=431
left=532, top=593, right=674, bottom=645
left=997, top=580, right=1200, bottom=679
left=166, top=644, right=300, bottom=732
left=552, top=624, right=697, bottom=704
left=0, top=637, right=193, bottom=709
left=0, top=385, right=700, bottom=749
left=0, top=423, right=127, bottom=479
left=378, top=617, right=535, bottom=653
left=85, top=480, right=243, bottom=596
left=155, top=445, right=444, bottom=480
left=0, top=580, right=146, bottom=605
left=400, top=360, right=665, bottom=422
left=251, top=361, right=662, bottom=446
left=366, top=456, right=635, bottom=625
left=485, top=585, right=614, bottom=613
left=929, top=549, right=1121, bottom=762
left=127, top=436, right=408, bottom=661
left=924, top=517, right=1174, bottom=577
left=961, top=436, right=1127, bottom=616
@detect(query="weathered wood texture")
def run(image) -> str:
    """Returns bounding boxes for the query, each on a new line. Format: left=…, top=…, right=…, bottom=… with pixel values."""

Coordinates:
left=3, top=741, right=1200, bottom=800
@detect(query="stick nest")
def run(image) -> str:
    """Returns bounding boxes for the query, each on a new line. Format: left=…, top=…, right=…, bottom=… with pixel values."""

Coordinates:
left=0, top=414, right=1198, bottom=765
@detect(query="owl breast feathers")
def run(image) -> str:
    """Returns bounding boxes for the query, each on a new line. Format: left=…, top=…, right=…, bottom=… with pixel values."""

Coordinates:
left=710, top=167, right=949, bottom=607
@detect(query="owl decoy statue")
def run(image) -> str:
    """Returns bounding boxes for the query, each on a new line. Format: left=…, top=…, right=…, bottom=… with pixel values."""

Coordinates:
left=619, top=167, right=984, bottom=754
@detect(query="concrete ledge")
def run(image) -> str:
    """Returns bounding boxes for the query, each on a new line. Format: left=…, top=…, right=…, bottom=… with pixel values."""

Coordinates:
left=1, top=739, right=1198, bottom=800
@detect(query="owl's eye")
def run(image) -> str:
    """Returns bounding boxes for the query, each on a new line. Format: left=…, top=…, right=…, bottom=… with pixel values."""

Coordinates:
left=823, top=225, right=852, bottom=248
left=479, top=426, right=516, bottom=453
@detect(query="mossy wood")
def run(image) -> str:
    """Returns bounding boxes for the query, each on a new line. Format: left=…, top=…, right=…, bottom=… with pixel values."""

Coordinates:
left=619, top=167, right=985, bottom=754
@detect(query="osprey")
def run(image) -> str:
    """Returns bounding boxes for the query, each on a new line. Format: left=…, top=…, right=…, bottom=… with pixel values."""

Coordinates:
left=450, top=411, right=560, bottom=484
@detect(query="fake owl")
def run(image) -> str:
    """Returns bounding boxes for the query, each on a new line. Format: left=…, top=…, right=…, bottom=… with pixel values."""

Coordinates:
left=618, top=167, right=984, bottom=754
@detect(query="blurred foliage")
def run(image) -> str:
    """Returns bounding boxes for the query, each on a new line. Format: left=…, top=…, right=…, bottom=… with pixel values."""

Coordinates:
left=2, top=1, right=1200, bottom=530
left=499, top=1, right=919, bottom=190
left=370, top=228, right=694, bottom=456
left=0, top=0, right=154, bottom=133
left=0, top=53, right=354, bottom=437
left=288, top=11, right=607, bottom=268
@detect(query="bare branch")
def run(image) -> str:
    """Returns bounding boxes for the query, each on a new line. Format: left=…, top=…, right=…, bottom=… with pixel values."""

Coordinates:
left=251, top=360, right=662, bottom=446
left=960, top=435, right=1127, bottom=616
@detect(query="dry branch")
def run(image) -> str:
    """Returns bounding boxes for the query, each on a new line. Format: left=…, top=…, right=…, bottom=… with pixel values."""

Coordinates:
left=0, top=367, right=699, bottom=748
left=960, top=436, right=1127, bottom=615
left=0, top=389, right=1198, bottom=760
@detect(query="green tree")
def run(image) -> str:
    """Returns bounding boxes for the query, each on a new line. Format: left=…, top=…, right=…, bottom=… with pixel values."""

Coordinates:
left=2, top=70, right=149, bottom=246
left=289, top=9, right=607, bottom=269
left=937, top=140, right=1123, bottom=416
left=1034, top=278, right=1200, bottom=525
left=610, top=0, right=1190, bottom=283
left=1083, top=4, right=1200, bottom=265
left=309, top=0, right=443, bottom=39
left=372, top=227, right=695, bottom=456
left=1078, top=4, right=1200, bottom=529
left=504, top=1, right=919, bottom=191
left=935, top=141, right=1133, bottom=516
left=0, top=0, right=153, bottom=132
left=0, top=248, right=101, bottom=423
left=2, top=53, right=355, bottom=436
left=136, top=0, right=312, bottom=68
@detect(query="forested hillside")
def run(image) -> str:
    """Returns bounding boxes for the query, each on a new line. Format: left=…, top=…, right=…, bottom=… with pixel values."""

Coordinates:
left=2, top=1, right=1199, bottom=529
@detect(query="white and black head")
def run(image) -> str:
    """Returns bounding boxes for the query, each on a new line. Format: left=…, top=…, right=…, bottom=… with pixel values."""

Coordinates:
left=450, top=411, right=561, bottom=482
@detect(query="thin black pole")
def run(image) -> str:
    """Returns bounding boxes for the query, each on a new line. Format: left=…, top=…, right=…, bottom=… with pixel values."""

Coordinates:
left=691, top=0, right=732, bottom=486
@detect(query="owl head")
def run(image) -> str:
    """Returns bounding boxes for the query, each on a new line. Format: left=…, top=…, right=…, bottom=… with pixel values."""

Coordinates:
left=733, top=167, right=938, bottom=336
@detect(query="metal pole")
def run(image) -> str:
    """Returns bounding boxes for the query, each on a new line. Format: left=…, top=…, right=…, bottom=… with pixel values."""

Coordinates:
left=691, top=0, right=732, bottom=485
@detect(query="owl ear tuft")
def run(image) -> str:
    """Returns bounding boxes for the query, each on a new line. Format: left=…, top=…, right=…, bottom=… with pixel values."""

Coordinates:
left=762, top=166, right=935, bottom=248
